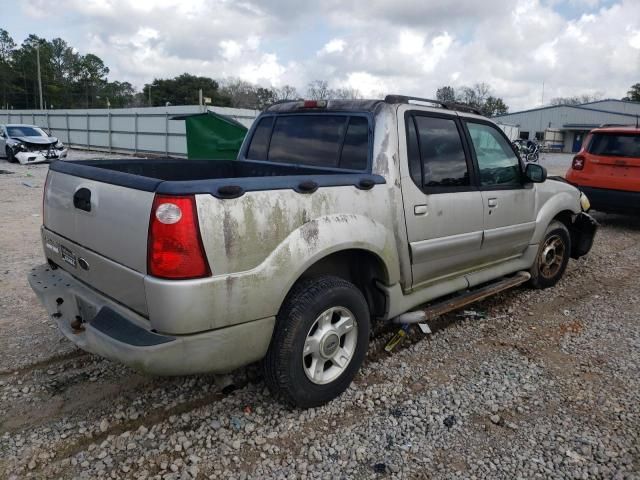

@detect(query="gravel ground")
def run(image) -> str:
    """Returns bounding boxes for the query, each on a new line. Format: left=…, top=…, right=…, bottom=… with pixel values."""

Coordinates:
left=0, top=150, right=638, bottom=480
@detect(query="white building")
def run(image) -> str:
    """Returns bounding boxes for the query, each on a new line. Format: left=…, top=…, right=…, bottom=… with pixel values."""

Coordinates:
left=493, top=99, right=640, bottom=153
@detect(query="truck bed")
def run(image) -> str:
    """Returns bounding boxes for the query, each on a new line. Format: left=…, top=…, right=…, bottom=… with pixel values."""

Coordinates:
left=51, top=158, right=384, bottom=197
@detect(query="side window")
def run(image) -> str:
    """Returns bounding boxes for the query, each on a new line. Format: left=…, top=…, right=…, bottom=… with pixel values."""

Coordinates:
left=467, top=122, right=522, bottom=187
left=246, top=116, right=273, bottom=160
left=339, top=116, right=368, bottom=170
left=406, top=117, right=422, bottom=186
left=407, top=115, right=470, bottom=188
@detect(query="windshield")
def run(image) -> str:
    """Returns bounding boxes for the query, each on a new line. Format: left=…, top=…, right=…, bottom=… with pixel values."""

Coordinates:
left=6, top=126, right=48, bottom=138
left=588, top=133, right=640, bottom=158
left=245, top=114, right=370, bottom=170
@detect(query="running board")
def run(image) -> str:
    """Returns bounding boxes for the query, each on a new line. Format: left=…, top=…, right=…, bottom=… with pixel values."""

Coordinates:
left=392, top=271, right=531, bottom=324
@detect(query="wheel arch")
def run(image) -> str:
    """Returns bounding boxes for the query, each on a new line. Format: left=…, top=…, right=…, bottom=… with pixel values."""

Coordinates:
left=282, top=248, right=391, bottom=320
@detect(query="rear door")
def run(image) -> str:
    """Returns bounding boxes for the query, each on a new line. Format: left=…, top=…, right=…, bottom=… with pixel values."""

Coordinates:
left=398, top=107, right=484, bottom=287
left=463, top=120, right=535, bottom=264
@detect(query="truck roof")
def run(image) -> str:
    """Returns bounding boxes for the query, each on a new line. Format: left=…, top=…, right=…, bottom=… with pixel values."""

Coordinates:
left=265, top=96, right=485, bottom=117
left=266, top=99, right=383, bottom=113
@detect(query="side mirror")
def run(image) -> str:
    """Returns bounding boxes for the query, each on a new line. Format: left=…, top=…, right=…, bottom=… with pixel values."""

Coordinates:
left=525, top=163, right=547, bottom=183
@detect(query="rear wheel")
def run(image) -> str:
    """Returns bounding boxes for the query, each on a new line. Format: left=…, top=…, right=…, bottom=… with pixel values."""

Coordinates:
left=529, top=221, right=571, bottom=289
left=264, top=275, right=370, bottom=408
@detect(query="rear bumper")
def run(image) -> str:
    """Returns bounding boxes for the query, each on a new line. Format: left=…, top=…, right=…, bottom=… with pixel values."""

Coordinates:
left=579, top=186, right=640, bottom=214
left=28, top=264, right=275, bottom=375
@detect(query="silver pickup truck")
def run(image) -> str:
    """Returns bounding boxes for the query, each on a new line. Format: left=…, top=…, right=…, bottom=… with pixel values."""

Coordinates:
left=29, top=96, right=596, bottom=407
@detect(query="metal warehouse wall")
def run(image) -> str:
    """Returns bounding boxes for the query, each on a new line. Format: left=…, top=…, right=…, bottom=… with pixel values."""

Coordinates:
left=580, top=100, right=640, bottom=115
left=494, top=105, right=637, bottom=139
left=0, top=105, right=258, bottom=157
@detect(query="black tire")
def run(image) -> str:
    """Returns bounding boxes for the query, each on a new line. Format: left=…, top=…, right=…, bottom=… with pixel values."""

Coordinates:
left=529, top=220, right=571, bottom=289
left=6, top=147, right=16, bottom=163
left=264, top=275, right=370, bottom=408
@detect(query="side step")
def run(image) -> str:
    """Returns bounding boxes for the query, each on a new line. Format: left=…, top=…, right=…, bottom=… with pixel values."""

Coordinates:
left=393, top=271, right=531, bottom=324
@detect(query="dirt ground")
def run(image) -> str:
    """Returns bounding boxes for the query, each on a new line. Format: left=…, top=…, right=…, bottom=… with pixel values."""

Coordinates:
left=0, top=151, right=637, bottom=479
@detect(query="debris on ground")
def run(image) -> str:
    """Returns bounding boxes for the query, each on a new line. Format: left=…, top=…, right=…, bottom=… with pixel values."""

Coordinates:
left=384, top=324, right=410, bottom=352
left=458, top=309, right=486, bottom=319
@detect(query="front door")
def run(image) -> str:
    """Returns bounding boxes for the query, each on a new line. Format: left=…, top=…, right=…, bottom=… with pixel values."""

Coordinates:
left=399, top=107, right=484, bottom=287
left=464, top=120, right=536, bottom=264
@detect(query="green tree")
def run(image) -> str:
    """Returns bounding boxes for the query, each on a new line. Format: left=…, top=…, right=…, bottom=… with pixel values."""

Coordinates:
left=145, top=73, right=228, bottom=107
left=435, top=85, right=456, bottom=103
left=483, top=96, right=509, bottom=116
left=255, top=87, right=277, bottom=110
left=0, top=29, right=16, bottom=108
left=624, top=83, right=640, bottom=102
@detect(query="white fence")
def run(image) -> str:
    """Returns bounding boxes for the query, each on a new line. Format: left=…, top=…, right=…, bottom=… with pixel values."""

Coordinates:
left=0, top=105, right=259, bottom=157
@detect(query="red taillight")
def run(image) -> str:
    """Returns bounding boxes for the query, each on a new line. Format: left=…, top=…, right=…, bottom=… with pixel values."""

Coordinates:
left=572, top=154, right=586, bottom=170
left=302, top=100, right=327, bottom=108
left=148, top=194, right=211, bottom=279
left=43, top=172, right=50, bottom=225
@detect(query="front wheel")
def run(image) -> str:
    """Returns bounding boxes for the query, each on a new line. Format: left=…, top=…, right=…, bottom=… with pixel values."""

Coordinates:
left=6, top=147, right=16, bottom=163
left=264, top=275, right=370, bottom=408
left=529, top=221, right=571, bottom=289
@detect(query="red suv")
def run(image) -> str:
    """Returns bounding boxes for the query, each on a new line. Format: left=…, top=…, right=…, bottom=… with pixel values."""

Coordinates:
left=566, top=126, right=640, bottom=213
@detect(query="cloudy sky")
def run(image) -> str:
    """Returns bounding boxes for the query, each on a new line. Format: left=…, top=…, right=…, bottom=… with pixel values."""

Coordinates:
left=3, top=0, right=640, bottom=110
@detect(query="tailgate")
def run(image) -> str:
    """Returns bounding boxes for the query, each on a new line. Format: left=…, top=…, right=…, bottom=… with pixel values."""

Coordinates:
left=43, top=170, right=156, bottom=314
left=585, top=132, right=640, bottom=192
left=587, top=154, right=640, bottom=192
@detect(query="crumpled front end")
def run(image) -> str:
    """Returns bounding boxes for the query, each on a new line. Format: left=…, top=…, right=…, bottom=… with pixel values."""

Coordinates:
left=15, top=147, right=67, bottom=165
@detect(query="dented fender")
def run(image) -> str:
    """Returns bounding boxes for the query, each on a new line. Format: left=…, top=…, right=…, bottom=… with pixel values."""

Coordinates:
left=531, top=183, right=581, bottom=244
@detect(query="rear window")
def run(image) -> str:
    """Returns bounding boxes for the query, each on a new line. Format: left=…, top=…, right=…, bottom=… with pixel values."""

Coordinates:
left=245, top=114, right=369, bottom=170
left=588, top=133, right=640, bottom=158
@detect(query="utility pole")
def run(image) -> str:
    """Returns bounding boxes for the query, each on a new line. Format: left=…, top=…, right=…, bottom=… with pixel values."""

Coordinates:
left=541, top=81, right=545, bottom=106
left=36, top=45, right=44, bottom=110
left=148, top=85, right=153, bottom=106
left=199, top=88, right=203, bottom=112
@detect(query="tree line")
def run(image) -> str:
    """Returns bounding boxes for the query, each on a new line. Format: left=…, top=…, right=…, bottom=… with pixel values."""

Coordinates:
left=0, top=30, right=135, bottom=109
left=7, top=31, right=635, bottom=114
left=435, top=84, right=509, bottom=116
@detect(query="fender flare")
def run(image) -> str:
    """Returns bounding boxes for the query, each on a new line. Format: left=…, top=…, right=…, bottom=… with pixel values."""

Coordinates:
left=531, top=191, right=580, bottom=244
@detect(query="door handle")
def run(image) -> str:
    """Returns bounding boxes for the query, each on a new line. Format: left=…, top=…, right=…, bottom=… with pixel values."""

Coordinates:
left=414, top=204, right=428, bottom=215
left=487, top=198, right=498, bottom=208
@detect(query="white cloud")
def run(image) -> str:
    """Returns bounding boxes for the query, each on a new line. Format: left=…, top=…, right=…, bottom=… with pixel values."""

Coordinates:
left=629, top=30, right=640, bottom=49
left=319, top=39, right=346, bottom=55
left=16, top=0, right=640, bottom=110
left=220, top=40, right=242, bottom=60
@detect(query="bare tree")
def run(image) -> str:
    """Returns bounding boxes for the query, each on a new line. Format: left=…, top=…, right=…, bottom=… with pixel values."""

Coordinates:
left=220, top=77, right=259, bottom=108
left=332, top=87, right=362, bottom=100
left=275, top=85, right=300, bottom=101
left=550, top=92, right=604, bottom=106
left=306, top=80, right=331, bottom=100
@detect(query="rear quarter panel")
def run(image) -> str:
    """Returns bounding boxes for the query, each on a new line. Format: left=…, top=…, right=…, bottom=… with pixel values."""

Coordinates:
left=144, top=104, right=409, bottom=334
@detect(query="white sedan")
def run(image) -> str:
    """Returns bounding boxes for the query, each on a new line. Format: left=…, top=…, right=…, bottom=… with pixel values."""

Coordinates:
left=0, top=124, right=68, bottom=165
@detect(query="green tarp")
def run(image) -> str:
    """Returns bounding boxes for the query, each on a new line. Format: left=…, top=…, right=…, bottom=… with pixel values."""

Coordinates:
left=171, top=111, right=248, bottom=160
